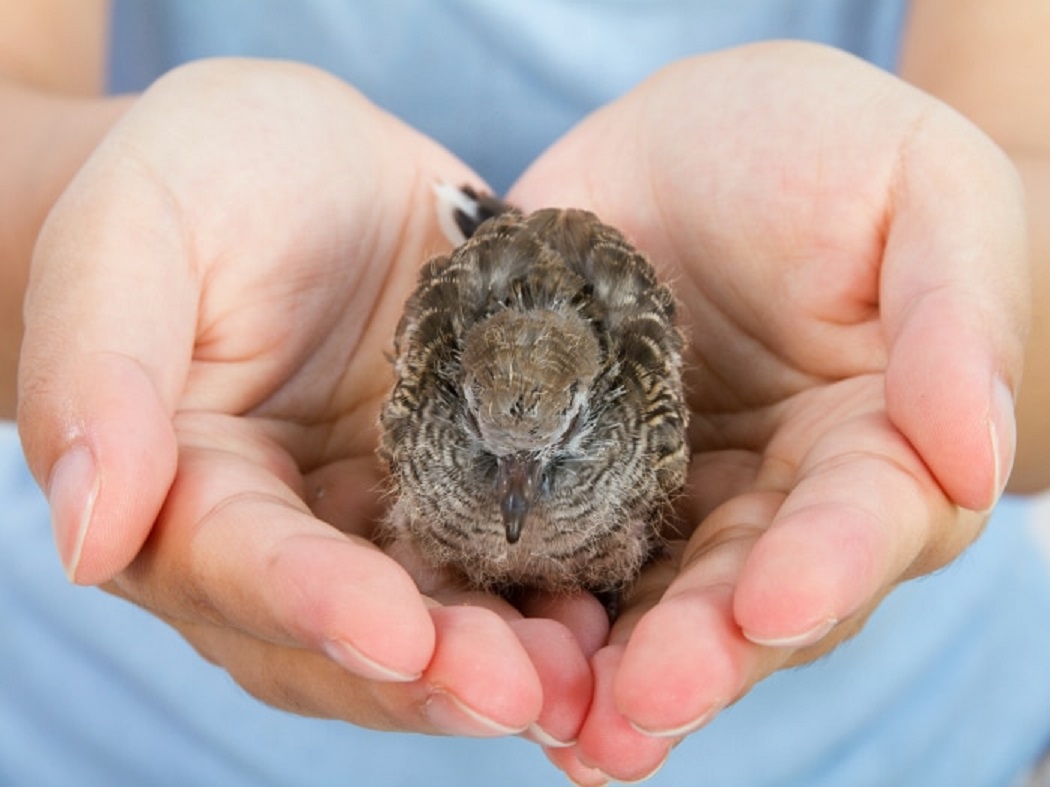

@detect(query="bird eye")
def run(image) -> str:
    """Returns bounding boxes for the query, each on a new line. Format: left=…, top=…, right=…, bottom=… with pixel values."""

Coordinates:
left=565, top=381, right=579, bottom=406
left=464, top=407, right=482, bottom=437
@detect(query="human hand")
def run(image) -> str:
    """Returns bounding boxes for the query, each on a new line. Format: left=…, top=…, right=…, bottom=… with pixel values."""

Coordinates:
left=16, top=59, right=597, bottom=743
left=509, top=41, right=1029, bottom=782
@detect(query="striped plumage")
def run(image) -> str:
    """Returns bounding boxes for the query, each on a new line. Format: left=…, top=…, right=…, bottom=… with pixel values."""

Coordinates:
left=379, top=191, right=687, bottom=595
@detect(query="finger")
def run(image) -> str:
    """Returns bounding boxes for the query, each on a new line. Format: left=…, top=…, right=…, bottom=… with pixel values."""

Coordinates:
left=519, top=590, right=610, bottom=658
left=611, top=415, right=963, bottom=740
left=612, top=494, right=791, bottom=737
left=733, top=408, right=976, bottom=645
left=175, top=603, right=542, bottom=736
left=421, top=586, right=596, bottom=746
left=422, top=606, right=543, bottom=735
left=512, top=617, right=592, bottom=748
left=112, top=420, right=437, bottom=683
left=18, top=154, right=195, bottom=582
left=416, top=587, right=594, bottom=746
left=882, top=106, right=1028, bottom=511
left=573, top=646, right=673, bottom=783
left=543, top=747, right=610, bottom=787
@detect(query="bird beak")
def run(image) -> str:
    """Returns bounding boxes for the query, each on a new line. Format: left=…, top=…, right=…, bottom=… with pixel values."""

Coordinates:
left=497, top=454, right=542, bottom=544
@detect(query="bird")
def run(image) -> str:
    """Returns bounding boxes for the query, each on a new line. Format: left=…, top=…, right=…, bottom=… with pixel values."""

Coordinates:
left=378, top=184, right=688, bottom=600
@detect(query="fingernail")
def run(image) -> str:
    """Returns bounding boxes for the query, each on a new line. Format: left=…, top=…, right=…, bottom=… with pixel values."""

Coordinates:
left=744, top=616, right=837, bottom=648
left=425, top=690, right=527, bottom=737
left=621, top=758, right=670, bottom=784
left=47, top=444, right=98, bottom=582
left=630, top=702, right=724, bottom=739
left=986, top=378, right=1016, bottom=511
left=323, top=638, right=420, bottom=683
left=526, top=722, right=574, bottom=748
left=591, top=754, right=670, bottom=785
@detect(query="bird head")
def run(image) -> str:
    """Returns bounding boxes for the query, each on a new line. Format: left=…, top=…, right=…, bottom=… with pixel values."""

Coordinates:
left=461, top=307, right=600, bottom=541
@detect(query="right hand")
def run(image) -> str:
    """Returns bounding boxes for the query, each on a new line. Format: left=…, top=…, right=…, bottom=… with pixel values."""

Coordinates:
left=17, top=58, right=600, bottom=743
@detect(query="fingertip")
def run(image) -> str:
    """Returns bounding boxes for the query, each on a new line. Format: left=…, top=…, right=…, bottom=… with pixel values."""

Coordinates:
left=426, top=605, right=543, bottom=733
left=511, top=617, right=593, bottom=746
left=614, top=592, right=735, bottom=738
left=338, top=551, right=436, bottom=679
left=424, top=689, right=529, bottom=737
left=323, top=637, right=422, bottom=683
left=576, top=646, right=672, bottom=782
left=22, top=353, right=178, bottom=584
left=733, top=506, right=884, bottom=645
left=883, top=251, right=1022, bottom=512
left=543, top=746, right=610, bottom=787
left=272, top=536, right=437, bottom=681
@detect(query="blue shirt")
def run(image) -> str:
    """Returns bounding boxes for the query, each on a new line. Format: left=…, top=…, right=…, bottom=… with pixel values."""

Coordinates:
left=4, top=2, right=1050, bottom=784
left=108, top=0, right=909, bottom=193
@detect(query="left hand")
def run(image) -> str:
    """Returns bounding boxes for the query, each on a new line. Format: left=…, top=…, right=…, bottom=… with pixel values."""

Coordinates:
left=509, top=41, right=1029, bottom=782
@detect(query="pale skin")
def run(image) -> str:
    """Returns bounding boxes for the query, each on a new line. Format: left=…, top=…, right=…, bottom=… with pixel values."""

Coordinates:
left=3, top=2, right=1049, bottom=785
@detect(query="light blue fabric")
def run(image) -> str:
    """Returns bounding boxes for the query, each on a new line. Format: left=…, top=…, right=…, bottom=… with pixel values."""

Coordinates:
left=5, top=2, right=1050, bottom=784
left=108, top=0, right=908, bottom=193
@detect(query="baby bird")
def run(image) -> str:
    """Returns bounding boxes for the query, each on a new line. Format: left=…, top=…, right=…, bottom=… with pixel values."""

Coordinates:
left=378, top=185, right=688, bottom=598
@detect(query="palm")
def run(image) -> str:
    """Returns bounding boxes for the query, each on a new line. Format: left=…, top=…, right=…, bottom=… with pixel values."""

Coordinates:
left=108, top=59, right=459, bottom=604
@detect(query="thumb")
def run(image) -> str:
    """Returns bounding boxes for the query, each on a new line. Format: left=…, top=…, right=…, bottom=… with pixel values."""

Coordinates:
left=883, top=109, right=1029, bottom=513
left=17, top=138, right=195, bottom=584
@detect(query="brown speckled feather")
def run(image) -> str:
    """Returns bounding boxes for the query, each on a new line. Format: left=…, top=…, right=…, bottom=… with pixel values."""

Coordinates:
left=378, top=189, right=687, bottom=595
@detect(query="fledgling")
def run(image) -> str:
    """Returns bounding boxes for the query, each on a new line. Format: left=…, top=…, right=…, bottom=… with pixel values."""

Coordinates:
left=378, top=185, right=688, bottom=598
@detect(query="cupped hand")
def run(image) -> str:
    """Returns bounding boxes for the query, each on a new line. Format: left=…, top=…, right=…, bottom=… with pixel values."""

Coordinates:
left=510, top=41, right=1029, bottom=781
left=16, top=58, right=594, bottom=742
